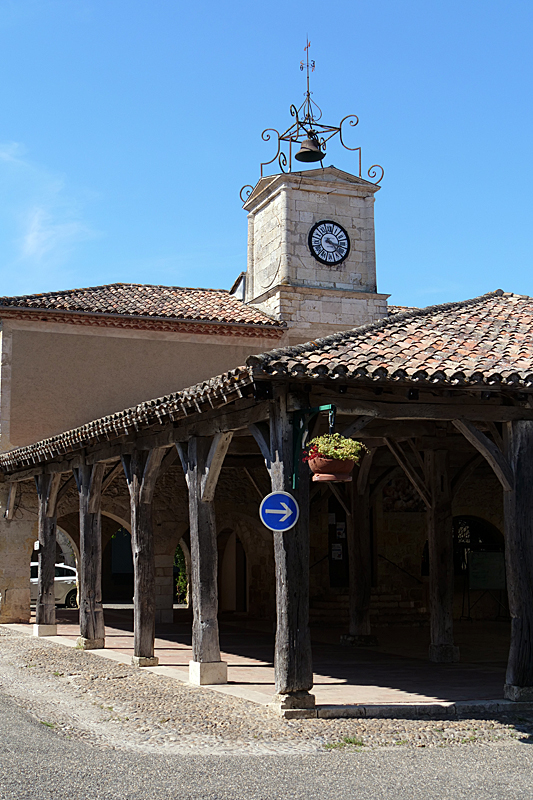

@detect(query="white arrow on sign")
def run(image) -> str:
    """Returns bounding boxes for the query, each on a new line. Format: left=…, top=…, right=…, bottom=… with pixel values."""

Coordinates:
left=265, top=502, right=294, bottom=522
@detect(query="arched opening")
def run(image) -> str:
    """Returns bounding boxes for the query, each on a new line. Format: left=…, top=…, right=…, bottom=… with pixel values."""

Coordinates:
left=452, top=515, right=506, bottom=620
left=102, top=525, right=133, bottom=603
left=218, top=528, right=247, bottom=613
left=29, top=526, right=79, bottom=609
left=174, top=540, right=190, bottom=606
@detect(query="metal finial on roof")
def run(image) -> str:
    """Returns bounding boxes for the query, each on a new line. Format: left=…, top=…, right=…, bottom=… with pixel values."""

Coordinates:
left=240, top=41, right=384, bottom=202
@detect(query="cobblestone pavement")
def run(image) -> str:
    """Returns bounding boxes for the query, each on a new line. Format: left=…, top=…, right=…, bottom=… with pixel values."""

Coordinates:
left=1, top=627, right=533, bottom=756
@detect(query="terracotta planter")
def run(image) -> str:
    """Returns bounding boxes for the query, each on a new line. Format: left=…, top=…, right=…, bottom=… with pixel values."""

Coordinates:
left=308, top=456, right=355, bottom=482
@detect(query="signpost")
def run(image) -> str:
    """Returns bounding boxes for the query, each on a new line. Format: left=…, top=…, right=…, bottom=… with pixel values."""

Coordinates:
left=259, top=491, right=300, bottom=532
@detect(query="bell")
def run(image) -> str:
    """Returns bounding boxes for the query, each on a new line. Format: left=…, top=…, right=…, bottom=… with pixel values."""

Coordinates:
left=294, top=135, right=325, bottom=163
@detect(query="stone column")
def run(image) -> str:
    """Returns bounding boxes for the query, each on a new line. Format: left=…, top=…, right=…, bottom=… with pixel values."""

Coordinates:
left=0, top=498, right=36, bottom=624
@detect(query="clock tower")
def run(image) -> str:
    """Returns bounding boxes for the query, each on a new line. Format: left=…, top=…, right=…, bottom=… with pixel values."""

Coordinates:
left=235, top=46, right=389, bottom=345
left=240, top=165, right=389, bottom=345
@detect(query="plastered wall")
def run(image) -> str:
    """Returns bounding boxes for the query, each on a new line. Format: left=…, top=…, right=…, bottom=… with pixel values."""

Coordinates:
left=6, top=324, right=279, bottom=447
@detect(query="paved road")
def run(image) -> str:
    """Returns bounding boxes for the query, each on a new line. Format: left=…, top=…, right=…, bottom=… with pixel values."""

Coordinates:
left=1, top=691, right=533, bottom=800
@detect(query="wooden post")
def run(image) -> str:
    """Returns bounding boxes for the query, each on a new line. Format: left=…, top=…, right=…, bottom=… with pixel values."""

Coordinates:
left=177, top=432, right=232, bottom=685
left=343, top=449, right=377, bottom=646
left=426, top=450, right=459, bottom=662
left=503, top=420, right=533, bottom=700
left=73, top=464, right=105, bottom=650
left=122, top=447, right=165, bottom=666
left=266, top=386, right=314, bottom=705
left=34, top=473, right=61, bottom=636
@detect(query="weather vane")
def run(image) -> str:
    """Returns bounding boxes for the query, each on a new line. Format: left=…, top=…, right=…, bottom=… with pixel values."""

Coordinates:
left=240, top=41, right=384, bottom=203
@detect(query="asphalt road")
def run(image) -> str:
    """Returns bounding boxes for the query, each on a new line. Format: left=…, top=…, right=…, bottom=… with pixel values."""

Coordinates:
left=1, top=691, right=533, bottom=800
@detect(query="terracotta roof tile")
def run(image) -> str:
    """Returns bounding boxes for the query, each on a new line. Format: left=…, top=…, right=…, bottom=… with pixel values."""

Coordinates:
left=247, top=290, right=533, bottom=387
left=0, top=282, right=282, bottom=328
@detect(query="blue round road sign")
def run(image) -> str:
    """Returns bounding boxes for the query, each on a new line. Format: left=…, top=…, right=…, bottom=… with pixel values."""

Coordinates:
left=259, top=491, right=300, bottom=532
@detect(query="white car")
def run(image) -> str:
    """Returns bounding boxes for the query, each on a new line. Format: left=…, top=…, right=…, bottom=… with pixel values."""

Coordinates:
left=30, top=563, right=78, bottom=608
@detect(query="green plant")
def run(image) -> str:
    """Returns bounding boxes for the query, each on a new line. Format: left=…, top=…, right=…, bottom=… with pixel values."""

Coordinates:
left=304, top=433, right=368, bottom=462
left=324, top=736, right=365, bottom=750
left=174, top=544, right=188, bottom=603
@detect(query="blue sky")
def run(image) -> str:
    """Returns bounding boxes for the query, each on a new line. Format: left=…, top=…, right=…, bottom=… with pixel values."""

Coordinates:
left=0, top=0, right=531, bottom=307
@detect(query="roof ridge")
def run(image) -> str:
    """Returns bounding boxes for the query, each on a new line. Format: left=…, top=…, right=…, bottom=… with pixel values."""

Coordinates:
left=247, top=289, right=506, bottom=365
left=0, top=282, right=234, bottom=303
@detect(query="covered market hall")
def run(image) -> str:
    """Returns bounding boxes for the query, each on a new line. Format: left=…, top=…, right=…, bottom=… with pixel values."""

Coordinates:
left=1, top=288, right=533, bottom=715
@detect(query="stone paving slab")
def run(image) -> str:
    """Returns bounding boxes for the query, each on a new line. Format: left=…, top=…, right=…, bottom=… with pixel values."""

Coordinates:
left=2, top=625, right=533, bottom=755
left=2, top=610, right=516, bottom=718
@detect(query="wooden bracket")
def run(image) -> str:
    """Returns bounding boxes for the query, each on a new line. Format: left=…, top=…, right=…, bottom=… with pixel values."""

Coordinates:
left=101, top=462, right=123, bottom=494
left=158, top=447, right=178, bottom=481
left=384, top=437, right=431, bottom=508
left=356, top=447, right=376, bottom=496
left=248, top=422, right=272, bottom=473
left=88, top=464, right=105, bottom=513
left=201, top=432, right=233, bottom=502
left=121, top=447, right=166, bottom=504
left=327, top=482, right=351, bottom=517
left=340, top=415, right=374, bottom=439
left=4, top=483, right=17, bottom=519
left=139, top=448, right=166, bottom=504
left=175, top=443, right=189, bottom=486
left=35, top=472, right=62, bottom=518
left=452, top=418, right=514, bottom=492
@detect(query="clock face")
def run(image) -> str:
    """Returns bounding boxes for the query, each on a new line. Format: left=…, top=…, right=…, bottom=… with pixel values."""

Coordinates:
left=308, top=220, right=350, bottom=265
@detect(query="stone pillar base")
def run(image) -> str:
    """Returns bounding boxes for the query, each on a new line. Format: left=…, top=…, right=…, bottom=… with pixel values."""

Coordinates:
left=33, top=624, right=57, bottom=637
left=269, top=691, right=316, bottom=718
left=131, top=655, right=159, bottom=667
left=504, top=684, right=533, bottom=701
left=429, top=644, right=460, bottom=663
left=340, top=634, right=379, bottom=647
left=76, top=637, right=105, bottom=650
left=189, top=660, right=228, bottom=685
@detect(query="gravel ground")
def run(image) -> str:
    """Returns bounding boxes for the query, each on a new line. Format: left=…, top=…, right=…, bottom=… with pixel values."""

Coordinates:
left=1, top=626, right=532, bottom=756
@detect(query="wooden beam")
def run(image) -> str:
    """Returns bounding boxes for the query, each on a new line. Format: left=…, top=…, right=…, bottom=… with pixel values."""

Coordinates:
left=487, top=421, right=504, bottom=452
left=136, top=399, right=270, bottom=450
left=139, top=448, right=166, bottom=504
left=101, top=462, right=123, bottom=494
left=327, top=483, right=351, bottom=517
left=184, top=437, right=223, bottom=666
left=56, top=474, right=75, bottom=505
left=122, top=448, right=166, bottom=664
left=356, top=448, right=376, bottom=496
left=243, top=467, right=263, bottom=501
left=503, top=420, right=533, bottom=696
left=384, top=438, right=431, bottom=508
left=157, top=447, right=178, bottom=481
left=308, top=397, right=533, bottom=423
left=452, top=418, right=514, bottom=492
left=347, top=476, right=373, bottom=638
left=201, top=432, right=233, bottom=502
left=248, top=422, right=272, bottom=473
left=74, top=464, right=106, bottom=648
left=4, top=483, right=17, bottom=519
left=340, top=415, right=375, bottom=439
left=406, top=438, right=425, bottom=474
left=34, top=473, right=57, bottom=629
left=268, top=385, right=313, bottom=697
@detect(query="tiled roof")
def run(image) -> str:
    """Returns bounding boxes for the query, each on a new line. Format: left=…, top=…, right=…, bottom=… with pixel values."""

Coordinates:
left=3, top=289, right=533, bottom=474
left=0, top=368, right=255, bottom=473
left=247, top=290, right=533, bottom=387
left=0, top=283, right=282, bottom=329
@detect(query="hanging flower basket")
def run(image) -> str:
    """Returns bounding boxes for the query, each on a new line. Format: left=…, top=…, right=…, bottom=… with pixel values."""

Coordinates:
left=303, top=433, right=368, bottom=483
